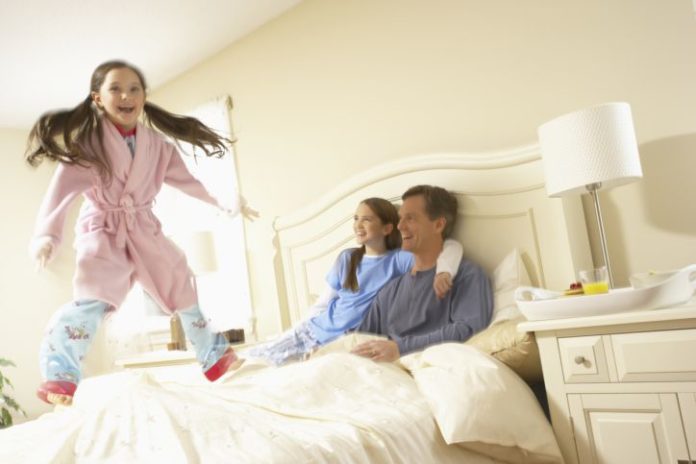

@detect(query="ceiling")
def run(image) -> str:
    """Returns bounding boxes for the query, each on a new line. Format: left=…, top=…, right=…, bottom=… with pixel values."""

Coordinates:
left=0, top=0, right=302, bottom=129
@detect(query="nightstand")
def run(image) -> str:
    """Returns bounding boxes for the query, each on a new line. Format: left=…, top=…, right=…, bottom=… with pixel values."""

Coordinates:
left=115, top=349, right=198, bottom=369
left=519, top=299, right=696, bottom=464
left=115, top=341, right=260, bottom=380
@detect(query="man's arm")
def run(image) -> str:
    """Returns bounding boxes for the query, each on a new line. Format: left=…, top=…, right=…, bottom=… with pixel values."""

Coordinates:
left=393, top=264, right=493, bottom=355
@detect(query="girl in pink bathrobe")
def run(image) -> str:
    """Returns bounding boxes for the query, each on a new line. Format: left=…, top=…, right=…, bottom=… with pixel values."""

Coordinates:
left=26, top=60, right=256, bottom=405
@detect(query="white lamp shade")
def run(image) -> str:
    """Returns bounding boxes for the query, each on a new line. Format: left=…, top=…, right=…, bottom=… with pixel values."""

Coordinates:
left=538, top=102, right=643, bottom=197
left=171, top=230, right=218, bottom=275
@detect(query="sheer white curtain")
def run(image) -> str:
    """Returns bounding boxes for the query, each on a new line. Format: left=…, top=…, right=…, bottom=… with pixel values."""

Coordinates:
left=154, top=95, right=253, bottom=333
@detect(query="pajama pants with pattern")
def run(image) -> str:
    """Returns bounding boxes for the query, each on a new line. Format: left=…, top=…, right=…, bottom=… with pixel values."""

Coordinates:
left=243, top=320, right=319, bottom=366
left=39, top=299, right=228, bottom=384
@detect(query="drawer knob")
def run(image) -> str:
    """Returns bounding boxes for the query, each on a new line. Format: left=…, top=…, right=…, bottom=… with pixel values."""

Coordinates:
left=574, top=355, right=588, bottom=365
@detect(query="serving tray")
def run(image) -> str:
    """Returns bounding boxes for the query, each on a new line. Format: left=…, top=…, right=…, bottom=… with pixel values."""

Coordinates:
left=515, top=265, right=696, bottom=321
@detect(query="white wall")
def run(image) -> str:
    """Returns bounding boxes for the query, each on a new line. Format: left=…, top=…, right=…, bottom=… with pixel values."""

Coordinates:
left=3, top=0, right=696, bottom=421
left=151, top=0, right=696, bottom=337
left=0, top=128, right=73, bottom=420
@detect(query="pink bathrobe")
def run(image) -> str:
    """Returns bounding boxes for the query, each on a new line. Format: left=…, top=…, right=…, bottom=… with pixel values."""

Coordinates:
left=32, top=119, right=237, bottom=314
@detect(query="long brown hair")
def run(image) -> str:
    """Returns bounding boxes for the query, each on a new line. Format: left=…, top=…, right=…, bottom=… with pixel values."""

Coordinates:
left=343, top=198, right=401, bottom=292
left=25, top=60, right=231, bottom=181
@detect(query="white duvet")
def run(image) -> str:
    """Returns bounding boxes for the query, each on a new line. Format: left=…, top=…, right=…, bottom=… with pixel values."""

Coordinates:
left=1, top=338, right=564, bottom=464
left=1, top=352, right=502, bottom=464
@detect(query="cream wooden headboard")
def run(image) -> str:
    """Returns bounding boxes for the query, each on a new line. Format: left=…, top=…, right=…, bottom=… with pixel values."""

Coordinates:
left=272, top=145, right=592, bottom=330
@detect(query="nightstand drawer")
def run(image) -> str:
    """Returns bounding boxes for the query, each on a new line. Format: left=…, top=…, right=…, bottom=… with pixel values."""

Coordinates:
left=611, top=328, right=696, bottom=382
left=558, top=335, right=610, bottom=383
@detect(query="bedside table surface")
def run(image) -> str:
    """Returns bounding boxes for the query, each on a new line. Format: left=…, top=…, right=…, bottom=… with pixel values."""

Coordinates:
left=518, top=297, right=696, bottom=333
left=115, top=341, right=259, bottom=369
left=115, top=350, right=197, bottom=368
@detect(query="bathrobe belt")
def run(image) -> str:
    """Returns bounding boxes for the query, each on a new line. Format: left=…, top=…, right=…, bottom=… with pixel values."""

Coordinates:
left=97, top=195, right=153, bottom=248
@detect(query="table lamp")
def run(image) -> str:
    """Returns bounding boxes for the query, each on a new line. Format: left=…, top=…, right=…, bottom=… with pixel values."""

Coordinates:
left=168, top=230, right=218, bottom=351
left=538, top=102, right=643, bottom=288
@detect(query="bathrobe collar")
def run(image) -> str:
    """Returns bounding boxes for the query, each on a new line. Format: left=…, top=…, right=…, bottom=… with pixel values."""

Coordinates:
left=101, top=117, right=150, bottom=192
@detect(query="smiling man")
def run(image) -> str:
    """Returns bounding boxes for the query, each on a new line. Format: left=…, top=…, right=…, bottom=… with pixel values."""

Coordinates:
left=352, top=185, right=493, bottom=362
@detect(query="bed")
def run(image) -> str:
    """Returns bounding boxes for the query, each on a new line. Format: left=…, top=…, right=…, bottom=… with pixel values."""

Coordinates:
left=0, top=146, right=591, bottom=463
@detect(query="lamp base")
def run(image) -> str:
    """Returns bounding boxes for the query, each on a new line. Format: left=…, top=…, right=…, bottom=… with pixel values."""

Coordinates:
left=167, top=342, right=186, bottom=351
left=167, top=313, right=188, bottom=351
left=587, top=184, right=615, bottom=288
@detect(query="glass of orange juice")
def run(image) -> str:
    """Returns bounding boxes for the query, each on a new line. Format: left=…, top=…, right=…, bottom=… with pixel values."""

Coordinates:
left=579, top=267, right=609, bottom=295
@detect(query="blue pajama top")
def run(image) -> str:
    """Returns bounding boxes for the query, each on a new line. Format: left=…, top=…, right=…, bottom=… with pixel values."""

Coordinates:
left=308, top=249, right=413, bottom=344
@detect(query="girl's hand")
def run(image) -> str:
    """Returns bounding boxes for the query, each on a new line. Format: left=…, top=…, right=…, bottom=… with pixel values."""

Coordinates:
left=240, top=201, right=260, bottom=221
left=434, top=272, right=453, bottom=299
left=222, top=196, right=259, bottom=221
left=31, top=239, right=54, bottom=272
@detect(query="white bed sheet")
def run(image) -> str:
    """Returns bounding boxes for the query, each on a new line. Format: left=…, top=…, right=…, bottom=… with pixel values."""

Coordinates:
left=0, top=353, right=501, bottom=464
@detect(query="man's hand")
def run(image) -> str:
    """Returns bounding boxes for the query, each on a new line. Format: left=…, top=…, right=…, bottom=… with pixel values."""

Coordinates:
left=433, top=272, right=453, bottom=299
left=351, top=339, right=400, bottom=362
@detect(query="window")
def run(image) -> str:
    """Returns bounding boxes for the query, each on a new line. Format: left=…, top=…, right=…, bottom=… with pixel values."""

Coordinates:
left=155, top=95, right=253, bottom=332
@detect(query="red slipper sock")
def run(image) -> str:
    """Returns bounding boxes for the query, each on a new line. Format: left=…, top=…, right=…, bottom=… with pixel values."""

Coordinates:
left=37, top=380, right=77, bottom=405
left=204, top=348, right=241, bottom=382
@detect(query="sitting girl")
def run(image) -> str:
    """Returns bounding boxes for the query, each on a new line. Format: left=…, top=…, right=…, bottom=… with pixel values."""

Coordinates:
left=244, top=197, right=462, bottom=366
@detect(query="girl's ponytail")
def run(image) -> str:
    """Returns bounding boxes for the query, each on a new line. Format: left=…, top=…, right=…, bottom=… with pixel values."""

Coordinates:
left=25, top=97, right=111, bottom=180
left=143, top=102, right=231, bottom=158
left=343, top=246, right=366, bottom=292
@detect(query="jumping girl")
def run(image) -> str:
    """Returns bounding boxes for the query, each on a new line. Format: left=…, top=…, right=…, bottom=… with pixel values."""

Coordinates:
left=26, top=60, right=257, bottom=405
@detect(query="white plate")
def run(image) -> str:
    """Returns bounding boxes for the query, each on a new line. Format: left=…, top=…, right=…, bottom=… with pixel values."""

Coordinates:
left=516, top=265, right=696, bottom=321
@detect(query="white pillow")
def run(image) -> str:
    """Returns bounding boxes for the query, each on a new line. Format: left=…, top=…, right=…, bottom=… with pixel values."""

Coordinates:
left=465, top=316, right=543, bottom=383
left=400, top=344, right=562, bottom=464
left=491, top=248, right=532, bottom=324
